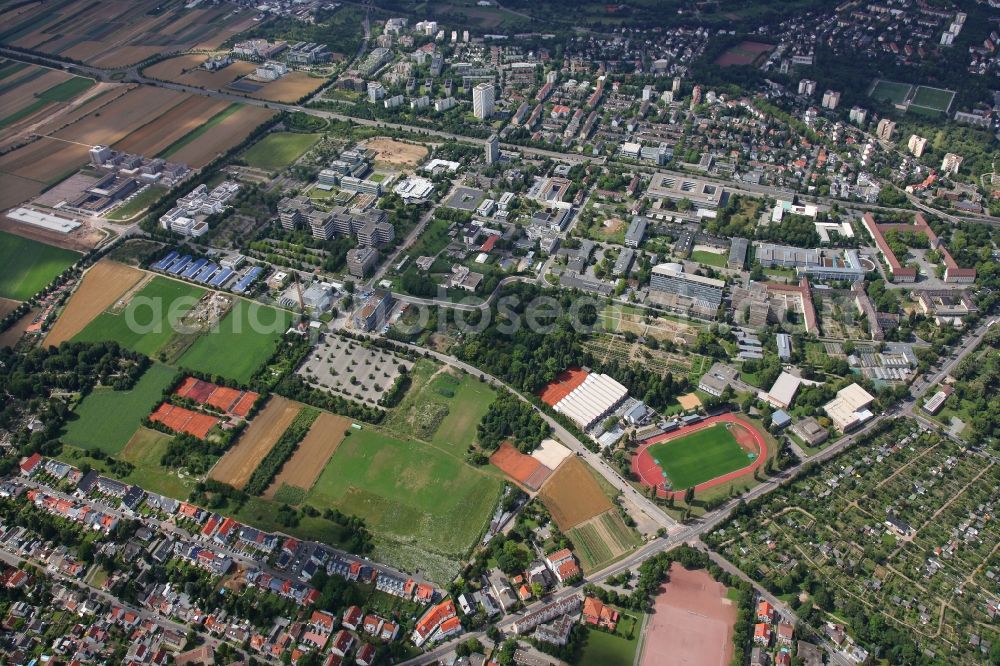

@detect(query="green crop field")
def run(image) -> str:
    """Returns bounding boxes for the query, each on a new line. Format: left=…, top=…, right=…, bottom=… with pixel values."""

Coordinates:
left=646, top=423, right=753, bottom=490
left=159, top=103, right=242, bottom=159
left=178, top=299, right=291, bottom=383
left=36, top=76, right=94, bottom=102
left=910, top=86, right=954, bottom=112
left=73, top=277, right=205, bottom=356
left=308, top=427, right=502, bottom=571
left=242, top=132, right=321, bottom=170
left=0, top=231, right=79, bottom=300
left=568, top=510, right=641, bottom=571
left=870, top=79, right=912, bottom=106
left=61, top=363, right=175, bottom=454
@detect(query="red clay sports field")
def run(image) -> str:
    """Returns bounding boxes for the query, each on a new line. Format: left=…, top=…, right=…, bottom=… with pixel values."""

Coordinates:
left=631, top=414, right=767, bottom=500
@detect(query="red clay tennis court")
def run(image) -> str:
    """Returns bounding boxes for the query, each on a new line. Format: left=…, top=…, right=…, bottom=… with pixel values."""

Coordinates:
left=631, top=414, right=767, bottom=500
left=538, top=368, right=589, bottom=407
left=150, top=403, right=220, bottom=440
left=174, top=376, right=259, bottom=416
left=490, top=442, right=553, bottom=491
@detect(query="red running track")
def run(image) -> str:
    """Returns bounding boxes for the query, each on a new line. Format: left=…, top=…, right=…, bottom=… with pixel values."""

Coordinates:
left=631, top=413, right=768, bottom=500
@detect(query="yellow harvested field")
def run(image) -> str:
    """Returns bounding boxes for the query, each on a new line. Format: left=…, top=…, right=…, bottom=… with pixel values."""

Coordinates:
left=264, top=412, right=351, bottom=497
left=0, top=137, right=90, bottom=185
left=0, top=173, right=46, bottom=211
left=538, top=456, right=614, bottom=530
left=248, top=72, right=327, bottom=102
left=362, top=138, right=430, bottom=166
left=45, top=261, right=146, bottom=346
left=167, top=106, right=276, bottom=168
left=114, top=96, right=230, bottom=158
left=209, top=396, right=302, bottom=490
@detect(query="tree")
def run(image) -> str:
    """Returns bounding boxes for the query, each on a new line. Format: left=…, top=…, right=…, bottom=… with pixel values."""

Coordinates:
left=684, top=486, right=695, bottom=504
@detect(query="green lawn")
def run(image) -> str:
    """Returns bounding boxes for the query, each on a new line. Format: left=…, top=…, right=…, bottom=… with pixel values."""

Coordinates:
left=579, top=625, right=640, bottom=666
left=61, top=363, right=175, bottom=455
left=690, top=249, right=727, bottom=267
left=242, top=132, right=321, bottom=170
left=0, top=231, right=79, bottom=300
left=307, top=426, right=503, bottom=562
left=429, top=373, right=496, bottom=455
left=106, top=185, right=167, bottom=221
left=178, top=299, right=291, bottom=384
left=870, top=79, right=912, bottom=105
left=645, top=423, right=754, bottom=490
left=911, top=86, right=954, bottom=112
left=36, top=76, right=94, bottom=102
left=73, top=277, right=205, bottom=356
left=117, top=426, right=195, bottom=498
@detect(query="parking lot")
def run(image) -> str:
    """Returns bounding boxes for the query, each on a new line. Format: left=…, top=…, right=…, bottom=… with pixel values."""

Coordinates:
left=297, top=334, right=414, bottom=406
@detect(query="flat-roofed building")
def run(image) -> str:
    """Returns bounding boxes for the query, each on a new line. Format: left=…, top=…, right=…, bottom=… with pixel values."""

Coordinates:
left=624, top=216, right=647, bottom=248
left=792, top=416, right=828, bottom=447
left=646, top=173, right=724, bottom=208
left=728, top=237, right=749, bottom=269
left=922, top=386, right=953, bottom=415
left=346, top=246, right=379, bottom=277
left=776, top=333, right=792, bottom=361
left=649, top=263, right=724, bottom=309
left=823, top=383, right=876, bottom=433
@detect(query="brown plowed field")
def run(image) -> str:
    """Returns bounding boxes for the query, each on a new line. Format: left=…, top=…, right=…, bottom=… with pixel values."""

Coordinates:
left=54, top=86, right=187, bottom=147
left=538, top=455, right=613, bottom=530
left=45, top=260, right=145, bottom=346
left=0, top=137, right=90, bottom=185
left=114, top=96, right=230, bottom=157
left=361, top=138, right=430, bottom=167
left=264, top=412, right=351, bottom=498
left=639, top=564, right=737, bottom=666
left=146, top=55, right=256, bottom=89
left=0, top=298, right=19, bottom=319
left=209, top=396, right=301, bottom=489
left=0, top=69, right=71, bottom=117
left=167, top=105, right=276, bottom=168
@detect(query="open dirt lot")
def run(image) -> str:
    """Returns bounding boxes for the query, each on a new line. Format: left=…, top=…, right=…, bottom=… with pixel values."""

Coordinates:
left=677, top=393, right=702, bottom=410
left=264, top=412, right=351, bottom=497
left=145, top=56, right=257, bottom=89
left=247, top=72, right=327, bottom=103
left=539, top=456, right=613, bottom=530
left=209, top=396, right=301, bottom=489
left=361, top=138, right=429, bottom=167
left=167, top=105, right=276, bottom=168
left=45, top=261, right=146, bottom=346
left=0, top=307, right=39, bottom=348
left=114, top=96, right=230, bottom=157
left=530, top=438, right=572, bottom=469
left=639, top=564, right=737, bottom=666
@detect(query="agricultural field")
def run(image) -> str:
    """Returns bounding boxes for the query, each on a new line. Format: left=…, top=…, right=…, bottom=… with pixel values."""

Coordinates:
left=209, top=396, right=302, bottom=490
left=245, top=72, right=327, bottom=103
left=642, top=422, right=755, bottom=491
left=118, top=427, right=193, bottom=499
left=0, top=0, right=256, bottom=68
left=306, top=426, right=503, bottom=582
left=566, top=509, right=641, bottom=572
left=264, top=412, right=352, bottom=499
left=114, top=95, right=232, bottom=159
left=0, top=65, right=94, bottom=135
left=241, top=132, right=322, bottom=171
left=166, top=105, right=276, bottom=168
left=705, top=420, right=1000, bottom=663
left=178, top=299, right=292, bottom=384
left=72, top=277, right=206, bottom=357
left=60, top=363, right=175, bottom=455
left=145, top=55, right=257, bottom=89
left=0, top=230, right=79, bottom=301
left=45, top=260, right=146, bottom=346
left=538, top=456, right=614, bottom=530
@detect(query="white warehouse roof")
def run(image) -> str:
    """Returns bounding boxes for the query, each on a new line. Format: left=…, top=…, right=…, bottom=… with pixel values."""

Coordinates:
left=553, top=373, right=629, bottom=430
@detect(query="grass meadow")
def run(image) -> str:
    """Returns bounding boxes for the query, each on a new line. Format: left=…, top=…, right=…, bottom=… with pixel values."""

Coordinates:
left=0, top=231, right=79, bottom=300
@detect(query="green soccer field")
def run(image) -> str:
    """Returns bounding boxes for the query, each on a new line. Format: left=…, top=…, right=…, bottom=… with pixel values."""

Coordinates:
left=910, top=86, right=954, bottom=112
left=646, top=424, right=753, bottom=490
left=61, top=363, right=175, bottom=454
left=0, top=231, right=79, bottom=300
left=242, top=132, right=321, bottom=170
left=177, top=299, right=291, bottom=384
left=870, top=79, right=912, bottom=106
left=307, top=427, right=503, bottom=567
left=73, top=277, right=205, bottom=356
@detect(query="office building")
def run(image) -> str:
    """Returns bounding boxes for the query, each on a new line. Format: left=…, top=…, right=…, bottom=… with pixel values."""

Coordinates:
left=346, top=246, right=379, bottom=277
left=649, top=263, right=724, bottom=309
left=624, top=216, right=647, bottom=248
left=473, top=82, right=495, bottom=120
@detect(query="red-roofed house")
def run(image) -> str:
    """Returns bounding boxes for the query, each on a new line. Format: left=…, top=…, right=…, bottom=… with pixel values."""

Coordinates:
left=556, top=560, right=581, bottom=583
left=363, top=614, right=383, bottom=636
left=329, top=629, right=355, bottom=657
left=379, top=622, right=399, bottom=641
left=437, top=616, right=462, bottom=640
left=414, top=583, right=434, bottom=603
left=355, top=642, right=376, bottom=666
left=342, top=606, right=363, bottom=630
left=411, top=599, right=457, bottom=646
left=310, top=610, right=335, bottom=633
left=480, top=234, right=499, bottom=253
left=582, top=596, right=618, bottom=631
left=757, top=601, right=774, bottom=622
left=19, top=453, right=43, bottom=476
left=777, top=621, right=794, bottom=644
left=754, top=623, right=771, bottom=645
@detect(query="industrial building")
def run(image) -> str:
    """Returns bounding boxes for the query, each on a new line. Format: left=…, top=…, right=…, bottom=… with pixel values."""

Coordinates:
left=552, top=373, right=630, bottom=431
left=645, top=173, right=725, bottom=208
